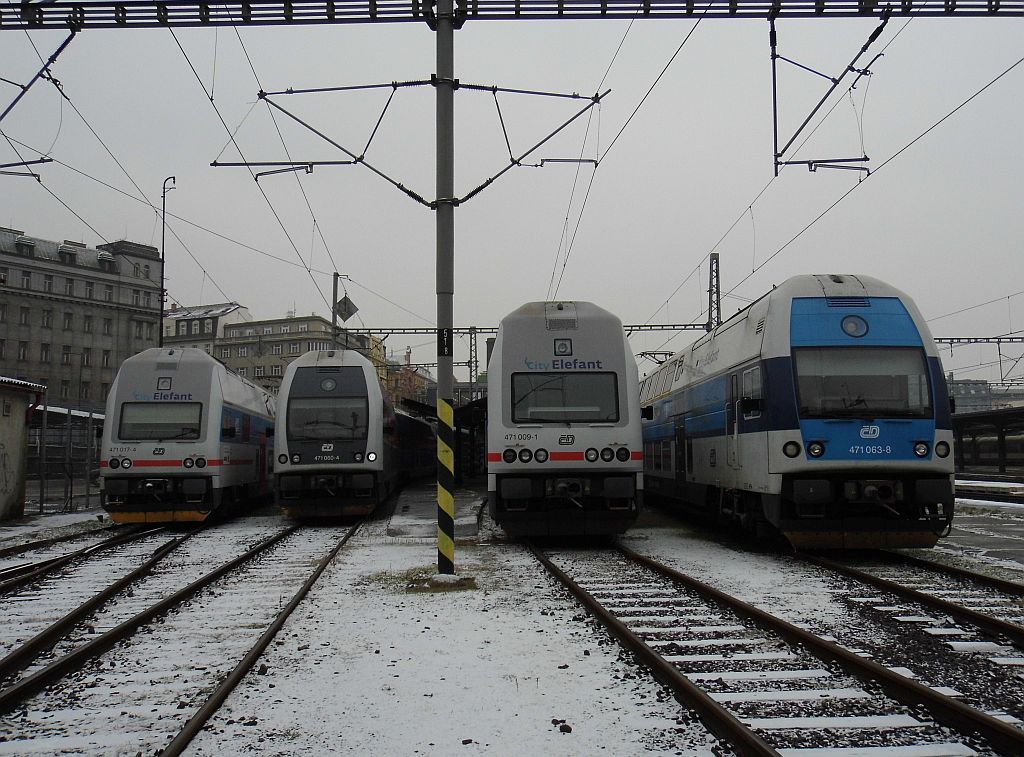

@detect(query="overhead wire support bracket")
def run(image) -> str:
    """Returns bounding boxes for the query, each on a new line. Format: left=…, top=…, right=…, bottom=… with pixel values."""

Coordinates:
left=0, top=30, right=76, bottom=124
left=769, top=9, right=890, bottom=176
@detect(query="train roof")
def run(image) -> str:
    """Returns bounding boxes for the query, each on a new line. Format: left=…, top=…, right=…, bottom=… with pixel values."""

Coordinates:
left=122, top=347, right=272, bottom=397
left=284, top=348, right=375, bottom=370
left=498, top=301, right=623, bottom=331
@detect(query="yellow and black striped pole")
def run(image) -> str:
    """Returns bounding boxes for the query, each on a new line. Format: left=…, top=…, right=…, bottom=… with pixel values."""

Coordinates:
left=437, top=396, right=456, bottom=574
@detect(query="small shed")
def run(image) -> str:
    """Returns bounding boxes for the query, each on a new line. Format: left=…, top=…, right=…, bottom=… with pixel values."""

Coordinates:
left=0, top=377, right=46, bottom=520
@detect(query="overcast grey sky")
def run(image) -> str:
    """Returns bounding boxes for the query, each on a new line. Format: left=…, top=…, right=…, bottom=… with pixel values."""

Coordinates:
left=1, top=14, right=1021, bottom=381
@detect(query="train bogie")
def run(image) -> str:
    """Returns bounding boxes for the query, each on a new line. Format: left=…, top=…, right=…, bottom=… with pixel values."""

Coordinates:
left=487, top=301, right=643, bottom=537
left=641, top=274, right=954, bottom=549
left=100, top=348, right=276, bottom=523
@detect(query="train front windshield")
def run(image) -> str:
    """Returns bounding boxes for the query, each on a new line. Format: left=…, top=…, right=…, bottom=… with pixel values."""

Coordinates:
left=119, top=402, right=202, bottom=440
left=287, top=398, right=369, bottom=440
left=511, top=372, right=619, bottom=423
left=795, top=347, right=932, bottom=419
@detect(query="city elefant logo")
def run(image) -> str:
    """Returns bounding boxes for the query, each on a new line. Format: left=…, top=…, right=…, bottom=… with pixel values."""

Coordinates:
left=558, top=434, right=575, bottom=446
left=860, top=425, right=881, bottom=439
left=321, top=443, right=335, bottom=452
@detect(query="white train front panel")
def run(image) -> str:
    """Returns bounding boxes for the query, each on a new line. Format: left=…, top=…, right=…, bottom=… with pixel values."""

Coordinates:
left=487, top=301, right=643, bottom=536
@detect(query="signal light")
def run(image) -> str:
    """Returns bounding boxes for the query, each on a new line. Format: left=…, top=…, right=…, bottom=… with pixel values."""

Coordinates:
left=518, top=448, right=533, bottom=463
left=615, top=447, right=630, bottom=462
left=534, top=449, right=549, bottom=463
left=195, top=457, right=207, bottom=468
left=183, top=458, right=195, bottom=469
left=367, top=452, right=377, bottom=462
left=109, top=458, right=120, bottom=470
left=121, top=458, right=133, bottom=469
left=502, top=449, right=517, bottom=464
left=278, top=454, right=288, bottom=464
left=935, top=441, right=950, bottom=458
left=914, top=442, right=930, bottom=458
left=291, top=454, right=301, bottom=464
left=807, top=442, right=825, bottom=458
left=600, top=447, right=614, bottom=462
left=585, top=448, right=599, bottom=462
left=783, top=442, right=801, bottom=458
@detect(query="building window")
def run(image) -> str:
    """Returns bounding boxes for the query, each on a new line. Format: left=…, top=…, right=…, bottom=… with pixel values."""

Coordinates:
left=0, top=340, right=5, bottom=359
left=43, top=274, right=53, bottom=292
left=40, top=343, right=50, bottom=362
left=80, top=382, right=90, bottom=400
left=221, top=348, right=230, bottom=359
left=191, top=321, right=199, bottom=335
left=0, top=267, right=6, bottom=286
left=143, top=264, right=150, bottom=279
left=272, top=344, right=283, bottom=355
left=42, top=310, right=52, bottom=328
left=204, top=319, right=213, bottom=334
left=238, top=346, right=248, bottom=357
left=144, top=291, right=152, bottom=308
left=177, top=321, right=187, bottom=336
left=132, top=289, right=141, bottom=306
left=64, top=278, right=75, bottom=296
left=62, top=346, right=72, bottom=365
left=0, top=304, right=6, bottom=322
left=133, top=262, right=140, bottom=277
left=255, top=366, right=265, bottom=377
left=60, top=380, right=69, bottom=398
left=298, top=323, right=309, bottom=333
left=85, top=281, right=94, bottom=299
left=19, top=307, right=30, bottom=326
left=237, top=367, right=247, bottom=377
left=134, top=321, right=144, bottom=339
left=245, top=328, right=255, bottom=336
left=281, top=325, right=291, bottom=334
left=263, top=326, right=273, bottom=335
left=83, top=315, right=93, bottom=333
left=100, top=382, right=109, bottom=400
left=146, top=323, right=154, bottom=340
left=104, top=285, right=113, bottom=302
left=103, top=318, right=112, bottom=336
left=289, top=342, right=300, bottom=355
left=271, top=365, right=283, bottom=377
left=63, top=312, right=73, bottom=330
left=102, top=350, right=111, bottom=368
left=17, top=342, right=28, bottom=361
left=21, top=271, right=31, bottom=289
left=82, top=348, right=92, bottom=367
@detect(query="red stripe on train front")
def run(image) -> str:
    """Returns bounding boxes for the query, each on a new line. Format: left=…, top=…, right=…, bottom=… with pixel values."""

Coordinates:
left=130, top=460, right=186, bottom=467
left=487, top=452, right=502, bottom=462
left=549, top=451, right=585, bottom=461
left=631, top=451, right=644, bottom=460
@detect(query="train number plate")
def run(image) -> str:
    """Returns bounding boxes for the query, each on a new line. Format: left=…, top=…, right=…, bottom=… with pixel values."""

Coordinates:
left=848, top=445, right=893, bottom=455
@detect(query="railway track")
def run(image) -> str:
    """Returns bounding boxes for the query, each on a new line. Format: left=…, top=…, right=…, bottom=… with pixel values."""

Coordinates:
left=531, top=543, right=1024, bottom=755
left=0, top=521, right=359, bottom=755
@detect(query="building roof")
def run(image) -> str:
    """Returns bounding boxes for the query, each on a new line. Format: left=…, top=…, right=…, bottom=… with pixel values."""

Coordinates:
left=0, top=376, right=47, bottom=394
left=0, top=227, right=158, bottom=269
left=165, top=302, right=244, bottom=320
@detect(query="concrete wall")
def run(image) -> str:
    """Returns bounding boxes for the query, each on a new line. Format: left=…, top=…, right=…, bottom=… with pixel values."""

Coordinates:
left=0, top=389, right=30, bottom=520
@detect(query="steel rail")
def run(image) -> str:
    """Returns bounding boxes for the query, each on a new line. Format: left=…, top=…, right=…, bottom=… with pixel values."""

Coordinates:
left=882, top=551, right=1024, bottom=597
left=527, top=542, right=780, bottom=757
left=160, top=523, right=362, bottom=756
left=0, top=523, right=127, bottom=560
left=0, top=526, right=165, bottom=593
left=0, top=525, right=298, bottom=713
left=620, top=545, right=1024, bottom=756
left=0, top=533, right=193, bottom=680
left=801, top=552, right=1024, bottom=648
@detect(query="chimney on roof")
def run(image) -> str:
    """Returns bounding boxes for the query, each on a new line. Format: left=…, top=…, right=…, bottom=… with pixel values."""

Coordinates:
left=170, top=303, right=177, bottom=311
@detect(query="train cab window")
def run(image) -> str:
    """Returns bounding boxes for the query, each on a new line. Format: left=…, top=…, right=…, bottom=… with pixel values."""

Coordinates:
left=511, top=372, right=619, bottom=423
left=119, top=403, right=201, bottom=440
left=288, top=397, right=369, bottom=440
left=741, top=366, right=763, bottom=419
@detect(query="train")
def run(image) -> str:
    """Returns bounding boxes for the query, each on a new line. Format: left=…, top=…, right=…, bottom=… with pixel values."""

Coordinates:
left=273, top=348, right=434, bottom=517
left=100, top=347, right=276, bottom=523
left=641, top=274, right=955, bottom=549
left=487, top=301, right=644, bottom=536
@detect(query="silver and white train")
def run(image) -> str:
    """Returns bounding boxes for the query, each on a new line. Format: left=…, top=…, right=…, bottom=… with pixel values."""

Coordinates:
left=487, top=301, right=644, bottom=536
left=100, top=347, right=276, bottom=523
left=274, top=349, right=434, bottom=517
left=641, top=274, right=955, bottom=549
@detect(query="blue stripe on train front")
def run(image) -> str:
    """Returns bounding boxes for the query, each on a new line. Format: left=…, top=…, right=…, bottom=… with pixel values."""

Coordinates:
left=790, top=297, right=923, bottom=347
left=798, top=418, right=935, bottom=461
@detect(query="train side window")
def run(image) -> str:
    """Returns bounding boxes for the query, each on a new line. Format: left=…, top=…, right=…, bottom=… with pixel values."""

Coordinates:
left=742, top=366, right=762, bottom=419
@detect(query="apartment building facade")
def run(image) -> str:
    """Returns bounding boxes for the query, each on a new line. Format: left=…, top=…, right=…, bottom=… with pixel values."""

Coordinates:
left=0, top=228, right=162, bottom=413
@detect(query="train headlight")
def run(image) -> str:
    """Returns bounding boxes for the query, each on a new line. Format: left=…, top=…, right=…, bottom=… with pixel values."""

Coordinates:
left=354, top=453, right=364, bottom=462
left=585, top=448, right=599, bottom=462
left=783, top=441, right=802, bottom=458
left=518, top=448, right=533, bottom=463
left=841, top=315, right=869, bottom=338
left=278, top=454, right=288, bottom=464
left=367, top=452, right=377, bottom=462
left=291, top=454, right=301, bottom=464
left=121, top=458, right=133, bottom=469
left=195, top=457, right=207, bottom=468
left=935, top=441, right=950, bottom=458
left=807, top=442, right=825, bottom=458
left=109, top=458, right=121, bottom=470
left=183, top=458, right=195, bottom=469
left=914, top=442, right=930, bottom=458
left=534, top=449, right=548, bottom=463
left=615, top=447, right=630, bottom=462
left=502, top=449, right=517, bottom=464
left=600, top=447, right=615, bottom=462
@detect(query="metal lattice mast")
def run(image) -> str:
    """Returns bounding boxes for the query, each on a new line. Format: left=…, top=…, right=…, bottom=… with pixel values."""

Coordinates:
left=706, top=251, right=721, bottom=332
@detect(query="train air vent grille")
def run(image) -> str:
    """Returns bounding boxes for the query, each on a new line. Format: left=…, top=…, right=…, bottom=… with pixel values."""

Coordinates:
left=317, top=367, right=341, bottom=373
left=826, top=297, right=870, bottom=308
left=544, top=302, right=578, bottom=331
left=755, top=318, right=766, bottom=334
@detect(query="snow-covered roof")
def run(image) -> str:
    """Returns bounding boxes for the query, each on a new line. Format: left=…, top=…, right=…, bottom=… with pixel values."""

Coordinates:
left=0, top=376, right=46, bottom=394
left=0, top=228, right=158, bottom=269
left=165, top=303, right=243, bottom=320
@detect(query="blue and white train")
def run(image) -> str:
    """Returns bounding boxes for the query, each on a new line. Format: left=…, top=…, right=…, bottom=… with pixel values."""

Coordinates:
left=274, top=348, right=434, bottom=518
left=101, top=348, right=276, bottom=523
left=641, top=274, right=954, bottom=549
left=488, top=301, right=644, bottom=536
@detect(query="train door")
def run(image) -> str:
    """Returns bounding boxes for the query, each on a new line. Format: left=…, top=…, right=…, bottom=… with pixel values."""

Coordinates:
left=726, top=373, right=739, bottom=469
